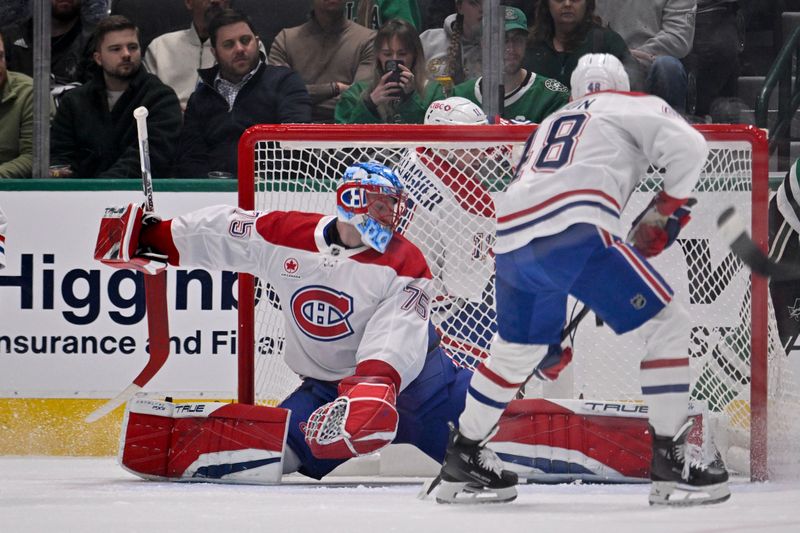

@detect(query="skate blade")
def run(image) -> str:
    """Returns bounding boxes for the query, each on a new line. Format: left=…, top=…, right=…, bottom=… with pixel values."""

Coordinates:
left=435, top=481, right=517, bottom=505
left=649, top=481, right=731, bottom=507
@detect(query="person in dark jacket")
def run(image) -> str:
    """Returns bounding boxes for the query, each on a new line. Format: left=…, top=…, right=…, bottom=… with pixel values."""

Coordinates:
left=1, top=1, right=106, bottom=89
left=175, top=9, right=312, bottom=178
left=523, top=0, right=632, bottom=88
left=49, top=15, right=181, bottom=178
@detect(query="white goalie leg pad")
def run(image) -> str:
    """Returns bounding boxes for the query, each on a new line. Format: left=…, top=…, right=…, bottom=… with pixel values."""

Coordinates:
left=459, top=335, right=546, bottom=441
left=636, top=301, right=692, bottom=437
left=119, top=397, right=290, bottom=485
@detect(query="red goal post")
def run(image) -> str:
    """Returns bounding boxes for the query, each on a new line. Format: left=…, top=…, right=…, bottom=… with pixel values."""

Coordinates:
left=236, top=123, right=773, bottom=480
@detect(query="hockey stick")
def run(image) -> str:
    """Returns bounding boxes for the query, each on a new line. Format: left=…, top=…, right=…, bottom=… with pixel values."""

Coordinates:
left=85, top=107, right=171, bottom=423
left=717, top=206, right=800, bottom=281
left=417, top=303, right=592, bottom=500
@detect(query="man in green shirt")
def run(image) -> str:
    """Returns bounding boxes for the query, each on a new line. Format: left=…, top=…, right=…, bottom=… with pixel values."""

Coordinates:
left=452, top=6, right=568, bottom=123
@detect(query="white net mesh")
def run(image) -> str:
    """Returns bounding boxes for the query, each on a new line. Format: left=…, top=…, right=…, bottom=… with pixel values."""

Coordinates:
left=241, top=125, right=798, bottom=479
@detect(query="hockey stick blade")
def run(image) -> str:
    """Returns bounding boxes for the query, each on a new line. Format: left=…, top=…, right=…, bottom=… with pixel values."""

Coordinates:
left=717, top=206, right=800, bottom=281
left=85, top=383, right=143, bottom=423
left=85, top=271, right=170, bottom=422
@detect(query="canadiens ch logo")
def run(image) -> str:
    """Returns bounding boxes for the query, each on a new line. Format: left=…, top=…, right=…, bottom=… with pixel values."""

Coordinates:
left=291, top=286, right=355, bottom=341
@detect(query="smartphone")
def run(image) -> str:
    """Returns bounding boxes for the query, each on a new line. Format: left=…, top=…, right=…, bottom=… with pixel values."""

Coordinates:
left=385, top=59, right=404, bottom=85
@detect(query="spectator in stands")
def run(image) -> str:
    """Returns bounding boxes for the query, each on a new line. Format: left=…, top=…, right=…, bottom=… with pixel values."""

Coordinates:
left=269, top=0, right=376, bottom=123
left=524, top=0, right=633, bottom=88
left=451, top=6, right=569, bottom=123
left=594, top=0, right=695, bottom=113
left=1, top=0, right=107, bottom=28
left=49, top=15, right=181, bottom=178
left=0, top=1, right=30, bottom=29
left=683, top=0, right=742, bottom=119
left=174, top=9, right=311, bottom=178
left=335, top=18, right=444, bottom=124
left=1, top=0, right=109, bottom=89
left=143, top=0, right=230, bottom=111
left=348, top=0, right=422, bottom=30
left=0, top=30, right=34, bottom=179
left=419, top=0, right=483, bottom=95
left=422, top=0, right=534, bottom=31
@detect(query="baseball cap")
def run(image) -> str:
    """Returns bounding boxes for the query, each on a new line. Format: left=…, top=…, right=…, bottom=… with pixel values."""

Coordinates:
left=503, top=6, right=528, bottom=34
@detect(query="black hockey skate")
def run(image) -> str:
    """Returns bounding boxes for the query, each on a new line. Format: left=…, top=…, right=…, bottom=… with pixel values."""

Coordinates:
left=434, top=426, right=518, bottom=504
left=649, top=421, right=730, bottom=507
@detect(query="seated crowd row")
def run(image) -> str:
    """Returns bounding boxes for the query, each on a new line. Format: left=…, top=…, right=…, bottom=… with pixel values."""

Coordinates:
left=0, top=0, right=741, bottom=179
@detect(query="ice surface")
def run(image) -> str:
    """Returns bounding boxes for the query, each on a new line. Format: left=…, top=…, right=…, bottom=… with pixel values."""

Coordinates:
left=2, top=457, right=799, bottom=533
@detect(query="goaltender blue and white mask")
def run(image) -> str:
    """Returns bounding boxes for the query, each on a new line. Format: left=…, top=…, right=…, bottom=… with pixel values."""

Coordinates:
left=336, top=162, right=407, bottom=253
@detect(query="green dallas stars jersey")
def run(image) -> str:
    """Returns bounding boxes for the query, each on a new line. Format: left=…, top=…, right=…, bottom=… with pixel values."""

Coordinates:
left=452, top=71, right=570, bottom=123
left=345, top=0, right=422, bottom=30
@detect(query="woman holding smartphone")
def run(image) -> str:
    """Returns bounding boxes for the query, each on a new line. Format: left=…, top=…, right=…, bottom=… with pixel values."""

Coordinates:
left=335, top=18, right=444, bottom=124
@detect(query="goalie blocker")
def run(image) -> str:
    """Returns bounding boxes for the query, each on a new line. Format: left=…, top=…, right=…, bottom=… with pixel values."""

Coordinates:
left=94, top=203, right=168, bottom=275
left=119, top=397, right=289, bottom=484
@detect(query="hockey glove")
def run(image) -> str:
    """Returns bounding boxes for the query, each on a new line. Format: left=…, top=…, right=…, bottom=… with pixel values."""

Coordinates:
left=627, top=192, right=696, bottom=258
left=532, top=343, right=574, bottom=382
left=94, top=203, right=167, bottom=275
left=304, top=375, right=399, bottom=459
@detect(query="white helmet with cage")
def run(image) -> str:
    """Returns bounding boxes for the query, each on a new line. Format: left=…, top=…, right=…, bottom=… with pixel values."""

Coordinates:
left=570, top=53, right=630, bottom=100
left=425, top=96, right=488, bottom=125
left=336, top=162, right=407, bottom=253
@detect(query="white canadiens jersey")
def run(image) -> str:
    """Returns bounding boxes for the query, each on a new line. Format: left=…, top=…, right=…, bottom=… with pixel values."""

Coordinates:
left=396, top=148, right=496, bottom=301
left=168, top=205, right=433, bottom=390
left=495, top=91, right=709, bottom=254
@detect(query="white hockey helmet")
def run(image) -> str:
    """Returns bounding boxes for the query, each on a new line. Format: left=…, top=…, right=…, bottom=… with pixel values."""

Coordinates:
left=425, top=96, right=488, bottom=125
left=570, top=53, right=630, bottom=100
left=336, top=162, right=407, bottom=253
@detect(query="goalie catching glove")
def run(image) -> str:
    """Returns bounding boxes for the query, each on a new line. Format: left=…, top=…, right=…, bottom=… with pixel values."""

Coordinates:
left=304, top=373, right=399, bottom=459
left=627, top=191, right=696, bottom=258
left=94, top=203, right=167, bottom=275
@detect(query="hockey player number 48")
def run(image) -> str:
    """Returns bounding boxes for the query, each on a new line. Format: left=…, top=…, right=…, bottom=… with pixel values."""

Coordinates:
left=523, top=113, right=589, bottom=172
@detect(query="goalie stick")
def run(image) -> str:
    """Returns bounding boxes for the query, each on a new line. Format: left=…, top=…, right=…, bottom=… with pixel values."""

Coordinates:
left=717, top=206, right=800, bottom=281
left=85, top=107, right=171, bottom=423
left=417, top=303, right=592, bottom=500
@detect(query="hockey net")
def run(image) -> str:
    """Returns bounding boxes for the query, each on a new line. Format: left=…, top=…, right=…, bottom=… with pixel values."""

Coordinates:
left=237, top=124, right=799, bottom=481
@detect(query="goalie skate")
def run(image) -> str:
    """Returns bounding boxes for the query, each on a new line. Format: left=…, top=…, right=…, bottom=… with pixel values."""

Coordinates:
left=649, top=422, right=730, bottom=507
left=435, top=426, right=518, bottom=505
